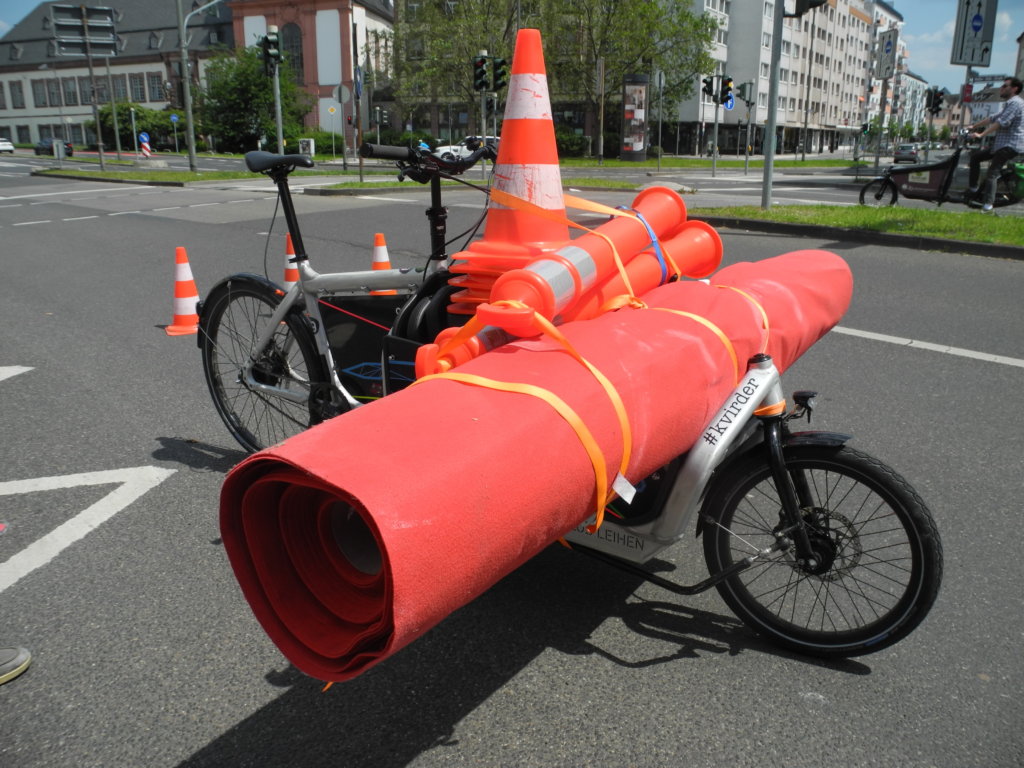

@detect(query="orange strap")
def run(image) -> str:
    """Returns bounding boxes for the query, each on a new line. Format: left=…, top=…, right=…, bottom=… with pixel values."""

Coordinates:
left=651, top=308, right=741, bottom=385
left=416, top=303, right=632, bottom=533
left=716, top=285, right=770, bottom=353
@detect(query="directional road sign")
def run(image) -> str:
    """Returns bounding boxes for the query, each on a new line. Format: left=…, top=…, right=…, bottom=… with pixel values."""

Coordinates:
left=876, top=28, right=898, bottom=80
left=951, top=0, right=997, bottom=67
left=723, top=94, right=735, bottom=111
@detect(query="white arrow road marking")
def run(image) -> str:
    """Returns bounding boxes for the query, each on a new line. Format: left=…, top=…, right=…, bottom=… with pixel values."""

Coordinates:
left=0, top=366, right=33, bottom=383
left=0, top=466, right=177, bottom=594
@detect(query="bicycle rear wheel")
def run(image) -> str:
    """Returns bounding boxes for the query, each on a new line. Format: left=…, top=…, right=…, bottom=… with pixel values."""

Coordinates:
left=199, top=274, right=333, bottom=453
left=702, top=445, right=942, bottom=657
left=858, top=178, right=897, bottom=207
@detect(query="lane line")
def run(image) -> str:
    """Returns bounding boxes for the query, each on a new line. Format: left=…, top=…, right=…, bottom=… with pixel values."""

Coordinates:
left=62, top=215, right=98, bottom=221
left=12, top=220, right=51, bottom=226
left=832, top=326, right=1024, bottom=368
left=0, top=366, right=33, bottom=383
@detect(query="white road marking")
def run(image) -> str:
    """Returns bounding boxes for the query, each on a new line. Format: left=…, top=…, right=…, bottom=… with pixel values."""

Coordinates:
left=0, top=466, right=177, bottom=594
left=832, top=326, right=1024, bottom=368
left=12, top=220, right=51, bottom=226
left=0, top=366, right=33, bottom=383
left=62, top=215, right=98, bottom=221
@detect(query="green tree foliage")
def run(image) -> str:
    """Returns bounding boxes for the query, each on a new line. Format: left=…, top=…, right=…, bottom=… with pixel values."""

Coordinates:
left=198, top=47, right=313, bottom=152
left=392, top=0, right=716, bottom=121
left=94, top=103, right=170, bottom=149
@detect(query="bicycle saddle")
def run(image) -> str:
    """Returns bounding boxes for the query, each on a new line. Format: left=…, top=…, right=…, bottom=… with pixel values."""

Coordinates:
left=244, top=151, right=316, bottom=173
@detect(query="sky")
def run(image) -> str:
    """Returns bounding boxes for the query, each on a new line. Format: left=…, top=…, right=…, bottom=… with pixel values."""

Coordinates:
left=0, top=0, right=1019, bottom=93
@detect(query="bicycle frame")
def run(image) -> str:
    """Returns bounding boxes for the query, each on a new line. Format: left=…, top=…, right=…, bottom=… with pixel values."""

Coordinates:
left=563, top=355, right=792, bottom=564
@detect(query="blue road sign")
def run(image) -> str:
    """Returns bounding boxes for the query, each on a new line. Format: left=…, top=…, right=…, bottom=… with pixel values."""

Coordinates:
left=724, top=94, right=735, bottom=110
left=971, top=13, right=983, bottom=33
left=170, top=114, right=179, bottom=123
left=138, top=132, right=150, bottom=143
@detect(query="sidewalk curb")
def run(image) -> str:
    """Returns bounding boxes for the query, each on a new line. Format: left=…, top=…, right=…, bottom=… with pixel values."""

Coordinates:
left=692, top=216, right=1024, bottom=261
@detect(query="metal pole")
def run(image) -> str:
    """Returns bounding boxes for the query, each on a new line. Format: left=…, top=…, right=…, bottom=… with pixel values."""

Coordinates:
left=104, top=56, right=122, bottom=160
left=81, top=5, right=105, bottom=170
left=176, top=0, right=223, bottom=173
left=269, top=26, right=284, bottom=154
left=711, top=96, right=720, bottom=177
left=596, top=57, right=604, bottom=166
left=656, top=70, right=663, bottom=171
left=760, top=0, right=785, bottom=210
left=353, top=22, right=363, bottom=182
left=874, top=77, right=889, bottom=170
left=801, top=6, right=817, bottom=162
left=130, top=107, right=138, bottom=157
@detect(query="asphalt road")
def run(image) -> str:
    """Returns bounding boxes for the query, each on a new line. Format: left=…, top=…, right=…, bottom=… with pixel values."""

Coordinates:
left=1, top=166, right=1022, bottom=768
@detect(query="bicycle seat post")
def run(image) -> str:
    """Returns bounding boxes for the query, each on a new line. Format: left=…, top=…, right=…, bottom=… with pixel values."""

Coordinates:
left=425, top=174, right=448, bottom=261
left=269, top=167, right=308, bottom=262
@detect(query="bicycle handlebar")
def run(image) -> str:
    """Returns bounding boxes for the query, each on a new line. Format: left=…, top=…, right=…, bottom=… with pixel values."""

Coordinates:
left=359, top=141, right=497, bottom=177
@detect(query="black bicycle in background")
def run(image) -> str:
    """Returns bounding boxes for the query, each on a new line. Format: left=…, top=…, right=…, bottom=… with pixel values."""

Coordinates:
left=859, top=130, right=1023, bottom=209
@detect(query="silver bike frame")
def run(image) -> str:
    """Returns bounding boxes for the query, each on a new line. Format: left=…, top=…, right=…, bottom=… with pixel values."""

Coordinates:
left=240, top=258, right=442, bottom=410
left=562, top=355, right=785, bottom=564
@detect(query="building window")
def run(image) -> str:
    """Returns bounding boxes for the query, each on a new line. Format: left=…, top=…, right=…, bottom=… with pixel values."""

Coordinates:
left=46, top=78, right=62, bottom=107
left=10, top=81, right=25, bottom=108
left=147, top=72, right=164, bottom=102
left=110, top=74, right=127, bottom=102
left=762, top=32, right=771, bottom=48
left=17, top=125, right=31, bottom=143
left=761, top=62, right=770, bottom=78
left=78, top=76, right=94, bottom=104
left=31, top=79, right=48, bottom=108
left=62, top=78, right=77, bottom=105
left=0, top=82, right=5, bottom=110
left=129, top=73, right=146, bottom=101
left=282, top=22, right=303, bottom=84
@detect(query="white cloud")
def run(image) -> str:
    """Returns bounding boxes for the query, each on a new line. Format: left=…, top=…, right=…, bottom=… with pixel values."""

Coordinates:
left=994, top=11, right=1013, bottom=42
left=904, top=20, right=956, bottom=45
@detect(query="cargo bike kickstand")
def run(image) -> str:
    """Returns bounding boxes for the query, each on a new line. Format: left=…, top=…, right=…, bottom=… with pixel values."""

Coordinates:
left=563, top=352, right=943, bottom=658
left=197, top=141, right=497, bottom=453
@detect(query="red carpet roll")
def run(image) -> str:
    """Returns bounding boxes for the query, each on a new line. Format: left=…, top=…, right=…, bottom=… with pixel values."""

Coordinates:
left=220, top=250, right=854, bottom=682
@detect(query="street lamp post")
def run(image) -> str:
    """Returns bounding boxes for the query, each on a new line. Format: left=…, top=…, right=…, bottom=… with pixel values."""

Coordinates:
left=177, top=0, right=225, bottom=172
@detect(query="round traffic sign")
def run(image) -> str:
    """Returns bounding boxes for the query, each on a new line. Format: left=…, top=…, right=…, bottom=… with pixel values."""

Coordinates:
left=170, top=114, right=179, bottom=123
left=971, top=13, right=983, bottom=33
left=724, top=94, right=735, bottom=111
left=328, top=106, right=336, bottom=114
left=138, top=132, right=150, bottom=143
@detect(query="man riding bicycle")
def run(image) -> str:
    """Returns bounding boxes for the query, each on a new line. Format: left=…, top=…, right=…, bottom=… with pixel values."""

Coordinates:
left=968, top=77, right=1024, bottom=212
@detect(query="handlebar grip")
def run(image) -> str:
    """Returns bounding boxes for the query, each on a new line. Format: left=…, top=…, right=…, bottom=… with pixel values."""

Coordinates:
left=360, top=142, right=415, bottom=161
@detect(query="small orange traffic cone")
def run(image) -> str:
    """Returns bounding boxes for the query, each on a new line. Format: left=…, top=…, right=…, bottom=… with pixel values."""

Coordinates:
left=369, top=233, right=397, bottom=296
left=283, top=233, right=299, bottom=290
left=166, top=246, right=199, bottom=336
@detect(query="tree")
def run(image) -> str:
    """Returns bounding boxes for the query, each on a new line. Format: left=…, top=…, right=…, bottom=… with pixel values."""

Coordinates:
left=198, top=47, right=313, bottom=152
left=391, top=0, right=716, bottom=136
left=95, top=103, right=169, bottom=150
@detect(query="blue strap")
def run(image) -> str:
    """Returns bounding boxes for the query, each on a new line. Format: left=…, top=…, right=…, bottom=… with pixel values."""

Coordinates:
left=618, top=206, right=668, bottom=284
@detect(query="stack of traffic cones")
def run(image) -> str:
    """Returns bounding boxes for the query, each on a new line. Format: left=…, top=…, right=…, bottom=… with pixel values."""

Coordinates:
left=447, top=28, right=568, bottom=315
left=166, top=246, right=199, bottom=336
left=369, top=233, right=397, bottom=296
left=283, top=234, right=300, bottom=290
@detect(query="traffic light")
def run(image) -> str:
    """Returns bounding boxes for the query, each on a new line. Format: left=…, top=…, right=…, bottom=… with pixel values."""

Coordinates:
left=861, top=122, right=869, bottom=134
left=737, top=82, right=749, bottom=103
left=485, top=96, right=496, bottom=114
left=473, top=56, right=489, bottom=91
left=720, top=76, right=733, bottom=104
left=702, top=76, right=715, bottom=101
left=265, top=26, right=281, bottom=62
left=491, top=57, right=507, bottom=91
left=926, top=87, right=943, bottom=115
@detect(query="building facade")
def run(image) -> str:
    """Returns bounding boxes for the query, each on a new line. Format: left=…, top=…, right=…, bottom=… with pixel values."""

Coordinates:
left=677, top=0, right=933, bottom=156
left=0, top=0, right=233, bottom=147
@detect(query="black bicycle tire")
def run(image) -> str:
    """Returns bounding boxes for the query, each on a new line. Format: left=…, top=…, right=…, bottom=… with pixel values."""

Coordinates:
left=199, top=275, right=331, bottom=453
left=701, top=444, right=942, bottom=657
left=858, top=178, right=897, bottom=207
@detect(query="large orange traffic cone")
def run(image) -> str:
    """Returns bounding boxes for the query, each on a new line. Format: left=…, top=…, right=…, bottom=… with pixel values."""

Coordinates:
left=369, top=232, right=397, bottom=296
left=447, top=28, right=568, bottom=314
left=166, top=246, right=199, bottom=336
left=283, top=233, right=299, bottom=290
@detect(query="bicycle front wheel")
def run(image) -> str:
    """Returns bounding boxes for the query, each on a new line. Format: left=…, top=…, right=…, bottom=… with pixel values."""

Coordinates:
left=199, top=275, right=332, bottom=453
left=702, top=445, right=942, bottom=657
left=858, top=178, right=897, bottom=207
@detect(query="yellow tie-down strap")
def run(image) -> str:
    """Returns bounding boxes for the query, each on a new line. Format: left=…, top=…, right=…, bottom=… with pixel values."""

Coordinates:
left=415, top=305, right=632, bottom=533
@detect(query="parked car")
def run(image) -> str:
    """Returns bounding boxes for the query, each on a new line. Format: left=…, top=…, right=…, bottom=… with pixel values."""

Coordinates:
left=0, top=137, right=14, bottom=153
left=434, top=136, right=499, bottom=161
left=34, top=137, right=74, bottom=157
left=893, top=143, right=918, bottom=163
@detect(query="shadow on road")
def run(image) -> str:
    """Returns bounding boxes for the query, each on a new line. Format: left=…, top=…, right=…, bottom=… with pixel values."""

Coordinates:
left=175, top=545, right=870, bottom=767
